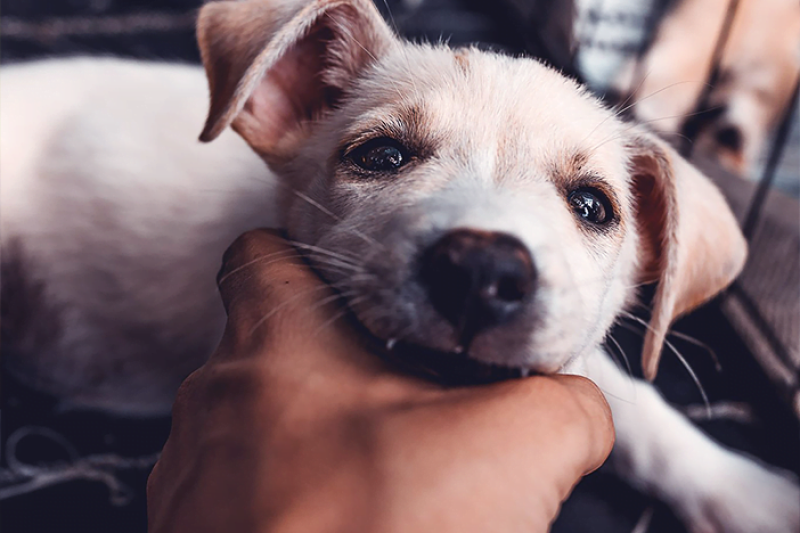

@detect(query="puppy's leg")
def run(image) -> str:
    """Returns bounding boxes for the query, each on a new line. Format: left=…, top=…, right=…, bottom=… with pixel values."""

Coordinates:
left=583, top=349, right=800, bottom=533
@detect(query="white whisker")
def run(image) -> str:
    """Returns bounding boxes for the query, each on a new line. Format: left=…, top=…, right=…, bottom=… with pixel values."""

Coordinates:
left=247, top=285, right=331, bottom=336
left=306, top=253, right=367, bottom=273
left=285, top=239, right=362, bottom=263
left=217, top=249, right=298, bottom=285
left=618, top=313, right=711, bottom=416
left=309, top=294, right=370, bottom=338
left=289, top=188, right=385, bottom=251
left=607, top=333, right=634, bottom=377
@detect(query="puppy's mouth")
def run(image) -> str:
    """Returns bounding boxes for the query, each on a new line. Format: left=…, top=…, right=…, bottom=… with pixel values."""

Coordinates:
left=365, top=334, right=536, bottom=386
left=300, top=247, right=534, bottom=386
left=335, top=285, right=535, bottom=386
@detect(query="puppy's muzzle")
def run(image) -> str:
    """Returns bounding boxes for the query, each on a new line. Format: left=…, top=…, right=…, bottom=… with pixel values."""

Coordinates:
left=420, top=229, right=536, bottom=346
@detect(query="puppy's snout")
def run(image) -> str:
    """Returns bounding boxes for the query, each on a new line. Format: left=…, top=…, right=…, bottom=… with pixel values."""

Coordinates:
left=420, top=229, right=536, bottom=338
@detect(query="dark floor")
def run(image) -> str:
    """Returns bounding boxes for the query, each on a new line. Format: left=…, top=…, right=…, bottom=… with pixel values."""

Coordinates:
left=2, top=1, right=798, bottom=532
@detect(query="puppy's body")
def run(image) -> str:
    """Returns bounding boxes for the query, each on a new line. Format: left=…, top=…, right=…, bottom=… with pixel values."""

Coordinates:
left=2, top=0, right=799, bottom=530
left=1, top=59, right=276, bottom=413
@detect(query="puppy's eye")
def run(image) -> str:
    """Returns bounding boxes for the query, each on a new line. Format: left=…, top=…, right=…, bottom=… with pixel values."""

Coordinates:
left=568, top=188, right=613, bottom=225
left=348, top=137, right=408, bottom=172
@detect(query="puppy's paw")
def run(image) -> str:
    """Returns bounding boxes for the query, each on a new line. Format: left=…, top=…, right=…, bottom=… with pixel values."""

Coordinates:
left=678, top=452, right=800, bottom=533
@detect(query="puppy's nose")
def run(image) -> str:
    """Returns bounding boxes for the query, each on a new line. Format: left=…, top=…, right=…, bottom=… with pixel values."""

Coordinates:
left=420, top=229, right=536, bottom=338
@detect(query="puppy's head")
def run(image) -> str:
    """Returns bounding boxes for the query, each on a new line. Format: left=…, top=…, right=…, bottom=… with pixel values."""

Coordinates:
left=198, top=0, right=746, bottom=380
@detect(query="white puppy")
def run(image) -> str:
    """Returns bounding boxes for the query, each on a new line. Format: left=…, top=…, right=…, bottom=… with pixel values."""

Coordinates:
left=1, top=0, right=798, bottom=531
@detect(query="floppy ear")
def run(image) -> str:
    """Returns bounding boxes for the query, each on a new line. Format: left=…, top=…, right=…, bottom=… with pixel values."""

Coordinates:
left=628, top=132, right=747, bottom=381
left=197, top=0, right=395, bottom=163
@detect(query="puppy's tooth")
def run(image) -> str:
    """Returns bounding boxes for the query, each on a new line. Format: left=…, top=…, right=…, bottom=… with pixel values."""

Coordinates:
left=386, top=338, right=397, bottom=350
left=520, top=368, right=530, bottom=378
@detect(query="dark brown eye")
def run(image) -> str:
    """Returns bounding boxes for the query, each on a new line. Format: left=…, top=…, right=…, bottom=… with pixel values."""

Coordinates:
left=348, top=137, right=407, bottom=172
left=568, top=188, right=613, bottom=225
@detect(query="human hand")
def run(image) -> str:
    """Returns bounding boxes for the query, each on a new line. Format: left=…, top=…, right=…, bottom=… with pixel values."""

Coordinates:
left=147, top=229, right=614, bottom=533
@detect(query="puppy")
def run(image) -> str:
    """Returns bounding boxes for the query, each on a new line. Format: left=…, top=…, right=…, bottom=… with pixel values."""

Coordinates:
left=1, top=0, right=798, bottom=531
left=613, top=0, right=800, bottom=175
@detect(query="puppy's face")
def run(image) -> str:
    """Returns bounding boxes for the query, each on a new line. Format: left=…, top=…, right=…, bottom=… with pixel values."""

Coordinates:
left=284, top=46, right=637, bottom=373
left=198, top=0, right=746, bottom=380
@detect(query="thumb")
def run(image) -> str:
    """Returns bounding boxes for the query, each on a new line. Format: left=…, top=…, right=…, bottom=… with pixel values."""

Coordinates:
left=214, top=229, right=364, bottom=363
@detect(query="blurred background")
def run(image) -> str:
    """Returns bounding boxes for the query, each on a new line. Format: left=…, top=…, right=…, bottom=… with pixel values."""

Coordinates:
left=1, top=0, right=799, bottom=532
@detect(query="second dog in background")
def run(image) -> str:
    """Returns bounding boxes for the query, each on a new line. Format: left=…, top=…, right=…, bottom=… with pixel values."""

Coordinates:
left=614, top=0, right=800, bottom=175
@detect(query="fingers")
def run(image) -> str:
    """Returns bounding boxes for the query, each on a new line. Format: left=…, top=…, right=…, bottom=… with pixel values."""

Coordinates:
left=549, top=375, right=615, bottom=473
left=216, top=229, right=351, bottom=352
left=217, top=229, right=320, bottom=327
left=466, top=375, right=613, bottom=521
left=474, top=375, right=614, bottom=472
left=213, top=229, right=396, bottom=397
left=434, top=374, right=613, bottom=488
left=367, top=373, right=614, bottom=531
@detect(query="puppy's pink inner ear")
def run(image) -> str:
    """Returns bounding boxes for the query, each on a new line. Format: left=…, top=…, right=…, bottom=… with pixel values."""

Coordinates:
left=632, top=168, right=668, bottom=283
left=237, top=27, right=334, bottom=158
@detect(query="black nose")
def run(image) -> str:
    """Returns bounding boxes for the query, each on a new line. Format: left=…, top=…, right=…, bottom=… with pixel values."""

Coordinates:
left=715, top=124, right=743, bottom=153
left=420, top=229, right=536, bottom=342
